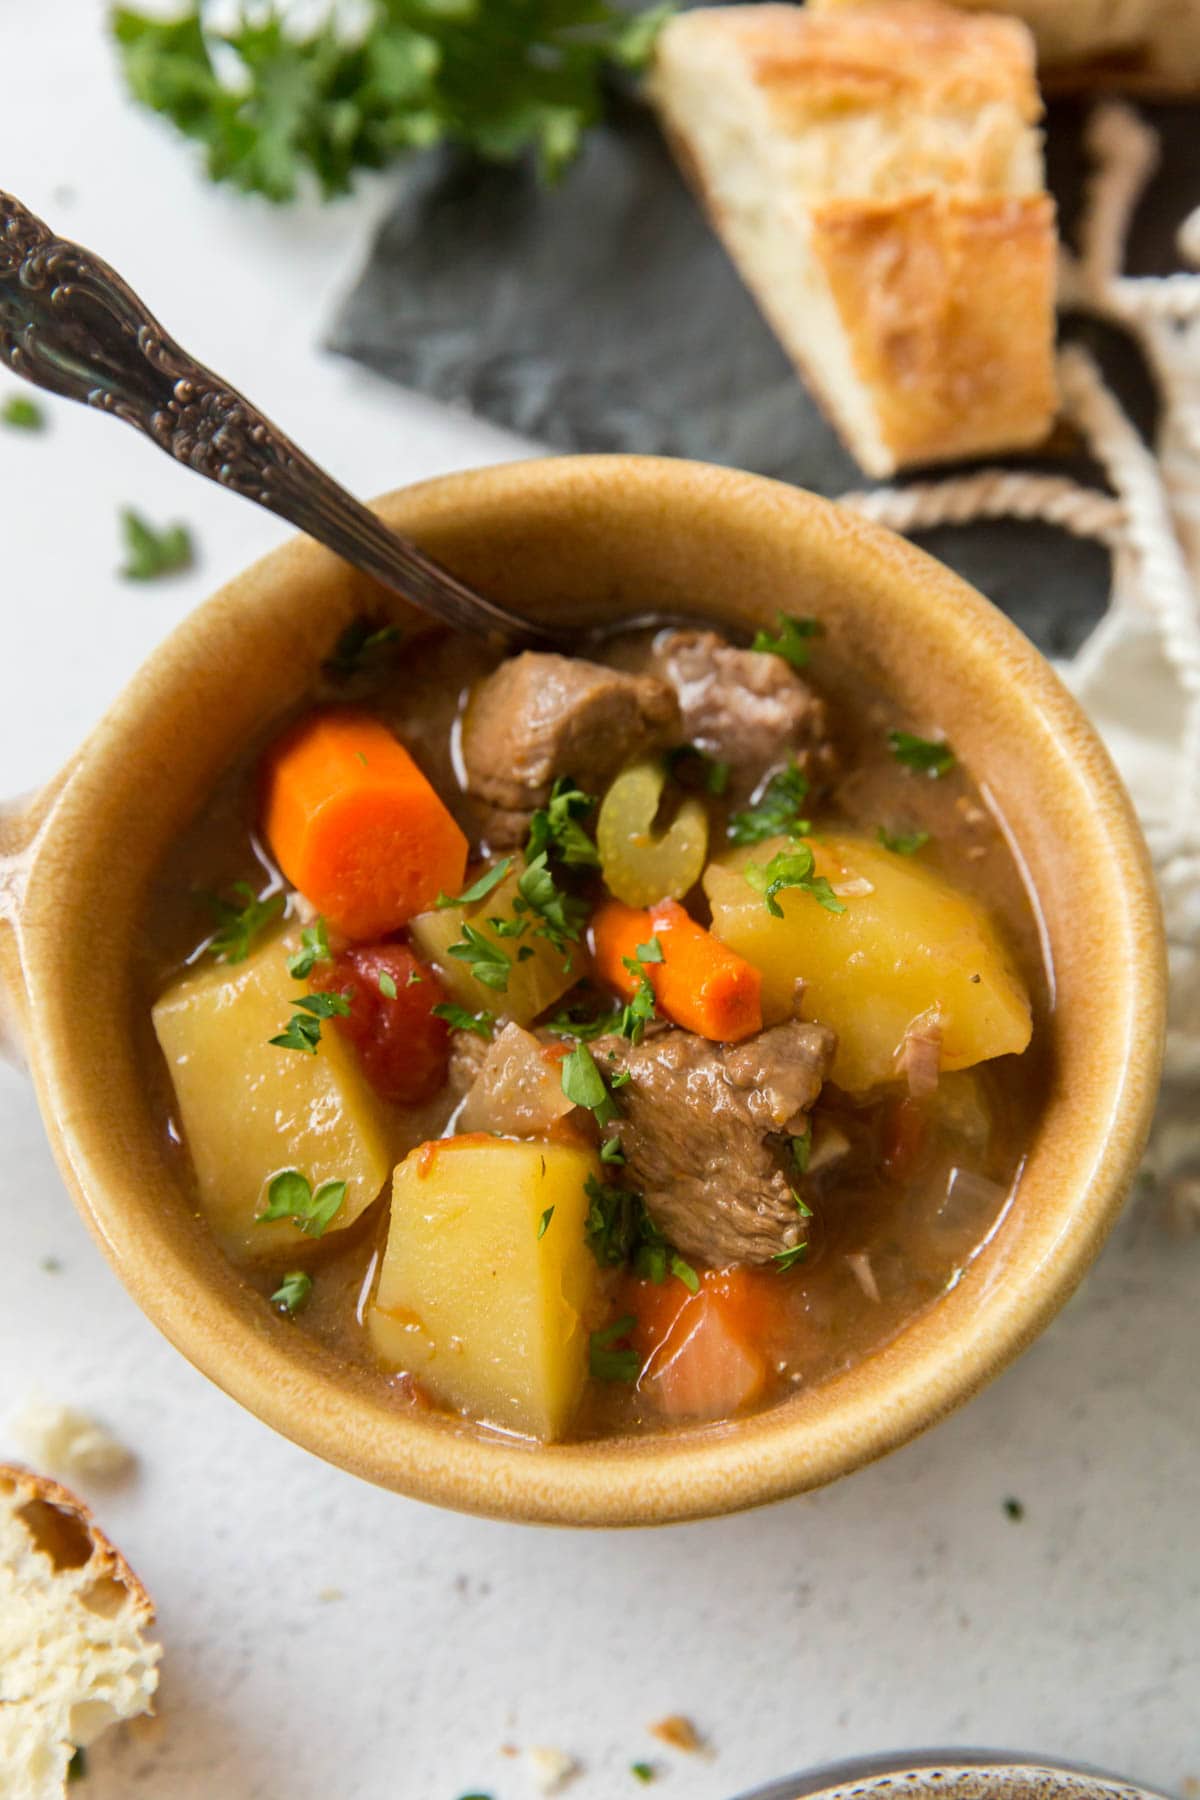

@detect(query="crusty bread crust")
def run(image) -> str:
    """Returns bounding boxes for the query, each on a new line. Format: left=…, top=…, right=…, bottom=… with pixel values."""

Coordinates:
left=809, top=191, right=1059, bottom=468
left=650, top=1, right=1059, bottom=476
left=0, top=1463, right=155, bottom=1627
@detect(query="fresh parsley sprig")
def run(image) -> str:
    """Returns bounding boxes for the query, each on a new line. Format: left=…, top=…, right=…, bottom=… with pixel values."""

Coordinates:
left=118, top=507, right=193, bottom=581
left=728, top=761, right=811, bottom=846
left=435, top=859, right=512, bottom=910
left=888, top=730, right=956, bottom=778
left=2, top=393, right=45, bottom=430
left=526, top=776, right=600, bottom=869
left=561, top=1042, right=621, bottom=1126
left=743, top=843, right=845, bottom=918
left=617, top=936, right=662, bottom=1044
left=270, top=989, right=352, bottom=1053
left=271, top=1269, right=313, bottom=1315
left=201, top=881, right=284, bottom=963
left=112, top=1, right=672, bottom=203
left=446, top=923, right=512, bottom=992
left=286, top=916, right=332, bottom=979
left=750, top=612, right=823, bottom=670
left=431, top=1002, right=495, bottom=1039
left=258, top=1168, right=347, bottom=1237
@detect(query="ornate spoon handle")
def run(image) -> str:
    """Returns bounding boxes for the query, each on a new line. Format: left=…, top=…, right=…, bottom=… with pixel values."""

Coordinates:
left=0, top=191, right=555, bottom=645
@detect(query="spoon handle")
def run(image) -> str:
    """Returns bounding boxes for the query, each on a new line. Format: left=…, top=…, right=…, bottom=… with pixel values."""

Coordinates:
left=0, top=192, right=553, bottom=645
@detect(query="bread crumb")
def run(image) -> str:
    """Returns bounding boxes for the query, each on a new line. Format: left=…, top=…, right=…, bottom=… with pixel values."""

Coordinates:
left=1179, top=1779, right=1198, bottom=1800
left=316, top=1586, right=344, bottom=1603
left=526, top=1745, right=579, bottom=1792
left=10, top=1397, right=133, bottom=1481
left=649, top=1715, right=703, bottom=1754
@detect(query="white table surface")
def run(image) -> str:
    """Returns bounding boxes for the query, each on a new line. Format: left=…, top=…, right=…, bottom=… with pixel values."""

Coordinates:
left=1, top=9, right=1196, bottom=1798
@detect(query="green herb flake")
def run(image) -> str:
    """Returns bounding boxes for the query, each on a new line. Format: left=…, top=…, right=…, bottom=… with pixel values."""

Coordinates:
left=407, top=969, right=423, bottom=986
left=446, top=923, right=512, bottom=992
left=744, top=843, right=846, bottom=918
left=2, top=393, right=45, bottom=430
left=562, top=1042, right=620, bottom=1125
left=377, top=970, right=398, bottom=1000
left=537, top=1205, right=555, bottom=1240
left=631, top=1764, right=657, bottom=1784
left=526, top=775, right=600, bottom=869
left=888, top=729, right=956, bottom=778
left=258, top=1169, right=347, bottom=1237
left=286, top=916, right=332, bottom=979
left=792, top=1188, right=813, bottom=1219
left=118, top=507, right=193, bottom=581
left=600, top=1135, right=625, bottom=1165
left=670, top=1254, right=700, bottom=1294
left=270, top=988, right=351, bottom=1054
left=772, top=1240, right=810, bottom=1273
left=589, top=1314, right=639, bottom=1383
left=877, top=826, right=931, bottom=855
left=432, top=1003, right=496, bottom=1039
left=435, top=858, right=512, bottom=910
left=515, top=850, right=588, bottom=960
left=1003, top=1496, right=1026, bottom=1521
left=271, top=1269, right=312, bottom=1315
left=751, top=611, right=823, bottom=669
left=202, top=881, right=285, bottom=964
left=322, top=617, right=403, bottom=678
left=791, top=1125, right=812, bottom=1175
left=728, top=760, right=811, bottom=847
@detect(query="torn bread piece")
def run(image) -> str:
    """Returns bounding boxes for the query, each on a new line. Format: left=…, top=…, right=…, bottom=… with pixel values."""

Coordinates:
left=0, top=1464, right=160, bottom=1800
left=648, top=1, right=1058, bottom=476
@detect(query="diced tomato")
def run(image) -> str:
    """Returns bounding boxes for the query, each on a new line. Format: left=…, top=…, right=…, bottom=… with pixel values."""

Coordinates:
left=312, top=942, right=449, bottom=1105
left=618, top=1265, right=788, bottom=1422
left=881, top=1095, right=930, bottom=1183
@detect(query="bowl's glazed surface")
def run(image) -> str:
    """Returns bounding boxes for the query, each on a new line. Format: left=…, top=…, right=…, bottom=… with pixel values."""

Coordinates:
left=731, top=1749, right=1171, bottom=1800
left=0, top=457, right=1166, bottom=1525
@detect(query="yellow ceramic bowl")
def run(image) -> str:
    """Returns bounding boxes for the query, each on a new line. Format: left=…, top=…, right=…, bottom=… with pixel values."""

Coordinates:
left=0, top=458, right=1166, bottom=1525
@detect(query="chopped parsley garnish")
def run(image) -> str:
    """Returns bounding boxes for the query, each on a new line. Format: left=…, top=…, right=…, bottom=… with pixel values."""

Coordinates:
left=377, top=970, right=398, bottom=999
left=888, top=730, right=956, bottom=778
left=589, top=1314, right=639, bottom=1383
left=202, top=881, right=284, bottom=963
left=537, top=1206, right=555, bottom=1240
left=546, top=1001, right=620, bottom=1041
left=271, top=1269, right=313, bottom=1315
left=751, top=611, right=823, bottom=669
left=792, top=1188, right=813, bottom=1219
left=446, top=923, right=512, bottom=992
left=431, top=1003, right=496, bottom=1039
left=744, top=843, right=845, bottom=918
left=526, top=776, right=600, bottom=869
left=631, top=1764, right=657, bottom=1784
left=670, top=1254, right=700, bottom=1293
left=435, top=858, right=512, bottom=910
left=617, top=943, right=660, bottom=1044
left=286, top=916, right=331, bottom=979
left=600, top=1135, right=626, bottom=1165
left=728, top=761, right=811, bottom=846
left=2, top=393, right=44, bottom=430
left=667, top=744, right=731, bottom=797
left=118, top=507, right=193, bottom=580
left=561, top=1043, right=620, bottom=1125
left=322, top=617, right=402, bottom=678
left=791, top=1124, right=812, bottom=1175
left=513, top=851, right=588, bottom=961
left=406, top=969, right=423, bottom=986
left=637, top=935, right=664, bottom=964
left=877, top=826, right=931, bottom=856
left=258, top=1169, right=347, bottom=1237
left=584, top=1175, right=696, bottom=1291
left=270, top=989, right=351, bottom=1053
left=772, top=1240, right=810, bottom=1272
left=1003, top=1496, right=1025, bottom=1521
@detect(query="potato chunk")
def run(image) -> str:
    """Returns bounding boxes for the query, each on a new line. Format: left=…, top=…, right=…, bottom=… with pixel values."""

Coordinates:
left=152, top=929, right=393, bottom=1259
left=408, top=855, right=584, bottom=1027
left=368, top=1137, right=602, bottom=1440
left=704, top=834, right=1031, bottom=1093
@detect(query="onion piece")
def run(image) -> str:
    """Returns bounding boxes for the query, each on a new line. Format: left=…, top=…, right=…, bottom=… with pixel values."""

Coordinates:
left=459, top=1021, right=575, bottom=1136
left=831, top=875, right=874, bottom=898
left=845, top=1251, right=880, bottom=1302
left=807, top=1121, right=851, bottom=1173
left=900, top=1008, right=943, bottom=1098
left=940, top=1164, right=1009, bottom=1227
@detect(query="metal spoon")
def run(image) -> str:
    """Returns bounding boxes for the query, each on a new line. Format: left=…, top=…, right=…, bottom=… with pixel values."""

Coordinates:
left=0, top=191, right=556, bottom=645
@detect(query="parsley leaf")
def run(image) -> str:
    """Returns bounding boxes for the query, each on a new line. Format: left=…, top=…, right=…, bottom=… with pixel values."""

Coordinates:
left=728, top=761, right=811, bottom=846
left=791, top=1124, right=812, bottom=1175
left=670, top=1254, right=700, bottom=1294
left=589, top=1314, right=639, bottom=1383
left=270, top=989, right=351, bottom=1053
left=526, top=776, right=600, bottom=869
left=202, top=881, right=284, bottom=963
left=436, top=858, right=512, bottom=910
left=743, top=843, right=846, bottom=918
left=877, top=826, right=931, bottom=856
left=600, top=1136, right=625, bottom=1165
left=118, top=507, right=193, bottom=580
left=631, top=1765, right=657, bottom=1784
left=271, top=1269, right=313, bottom=1315
left=322, top=617, right=403, bottom=679
left=112, top=1, right=671, bottom=202
left=584, top=1173, right=643, bottom=1266
left=514, top=851, right=588, bottom=960
left=537, top=1205, right=555, bottom=1240
left=258, top=1168, right=347, bottom=1237
left=772, top=1240, right=810, bottom=1272
left=286, top=916, right=331, bottom=979
left=888, top=730, right=956, bottom=778
left=2, top=393, right=45, bottom=430
left=750, top=612, right=823, bottom=669
left=431, top=1002, right=495, bottom=1039
left=446, top=923, right=512, bottom=992
left=562, top=1043, right=620, bottom=1125
left=377, top=970, right=398, bottom=999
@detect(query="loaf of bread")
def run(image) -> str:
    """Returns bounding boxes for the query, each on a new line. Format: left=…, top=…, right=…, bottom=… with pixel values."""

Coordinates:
left=648, top=1, right=1059, bottom=477
left=0, top=1464, right=160, bottom=1799
left=813, top=0, right=1200, bottom=94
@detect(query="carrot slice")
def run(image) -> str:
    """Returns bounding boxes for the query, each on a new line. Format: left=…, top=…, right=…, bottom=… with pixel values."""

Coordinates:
left=591, top=897, right=762, bottom=1042
left=261, top=710, right=468, bottom=940
left=619, top=1267, right=783, bottom=1421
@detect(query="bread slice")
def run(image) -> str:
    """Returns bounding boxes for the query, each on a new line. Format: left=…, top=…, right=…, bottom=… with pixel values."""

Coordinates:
left=0, top=1464, right=160, bottom=1799
left=813, top=0, right=1200, bottom=94
left=648, top=1, right=1059, bottom=477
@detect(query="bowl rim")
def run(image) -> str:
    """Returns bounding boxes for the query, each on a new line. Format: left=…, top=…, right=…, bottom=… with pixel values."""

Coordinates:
left=727, top=1747, right=1171, bottom=1800
left=11, top=455, right=1167, bottom=1526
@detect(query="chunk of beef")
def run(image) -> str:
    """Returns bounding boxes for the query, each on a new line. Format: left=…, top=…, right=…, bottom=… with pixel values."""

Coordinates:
left=597, top=1020, right=837, bottom=1267
left=652, top=629, right=835, bottom=787
left=447, top=1027, right=489, bottom=1097
left=461, top=652, right=680, bottom=847
left=459, top=1022, right=575, bottom=1137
